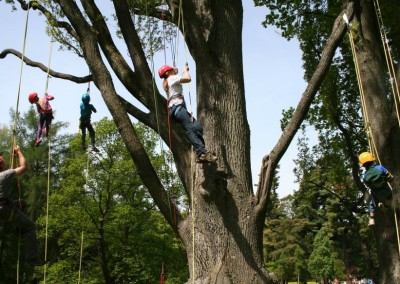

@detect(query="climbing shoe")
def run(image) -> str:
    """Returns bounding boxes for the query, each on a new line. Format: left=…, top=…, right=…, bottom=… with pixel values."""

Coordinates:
left=368, top=218, right=375, bottom=226
left=34, top=138, right=42, bottom=147
left=196, top=152, right=217, bottom=163
left=91, top=147, right=100, bottom=153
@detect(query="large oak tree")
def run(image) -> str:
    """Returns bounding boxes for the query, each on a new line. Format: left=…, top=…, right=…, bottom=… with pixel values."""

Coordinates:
left=4, top=0, right=398, bottom=283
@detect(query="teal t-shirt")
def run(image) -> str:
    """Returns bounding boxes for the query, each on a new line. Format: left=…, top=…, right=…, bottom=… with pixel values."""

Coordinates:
left=80, top=103, right=97, bottom=120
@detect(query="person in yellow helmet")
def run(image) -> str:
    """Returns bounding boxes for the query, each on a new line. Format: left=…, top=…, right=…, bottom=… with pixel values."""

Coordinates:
left=359, top=152, right=393, bottom=226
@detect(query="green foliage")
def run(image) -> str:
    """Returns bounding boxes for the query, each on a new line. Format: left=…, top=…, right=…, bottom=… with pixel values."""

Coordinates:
left=39, top=118, right=187, bottom=283
left=258, top=1, right=389, bottom=281
left=0, top=107, right=71, bottom=282
left=264, top=195, right=314, bottom=283
left=0, top=113, right=187, bottom=283
left=308, top=227, right=337, bottom=281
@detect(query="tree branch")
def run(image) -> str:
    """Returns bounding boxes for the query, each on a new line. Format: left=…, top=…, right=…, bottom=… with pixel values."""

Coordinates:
left=255, top=3, right=355, bottom=213
left=112, top=0, right=158, bottom=104
left=17, top=0, right=79, bottom=39
left=0, top=48, right=92, bottom=83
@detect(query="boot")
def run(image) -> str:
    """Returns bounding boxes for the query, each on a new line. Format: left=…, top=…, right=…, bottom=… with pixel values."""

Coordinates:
left=368, top=218, right=375, bottom=226
left=91, top=146, right=100, bottom=153
left=368, top=212, right=375, bottom=227
left=196, top=152, right=217, bottom=163
left=34, top=137, right=42, bottom=147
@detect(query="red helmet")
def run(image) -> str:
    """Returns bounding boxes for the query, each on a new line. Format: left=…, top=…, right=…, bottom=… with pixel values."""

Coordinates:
left=28, top=92, right=38, bottom=103
left=158, top=65, right=175, bottom=78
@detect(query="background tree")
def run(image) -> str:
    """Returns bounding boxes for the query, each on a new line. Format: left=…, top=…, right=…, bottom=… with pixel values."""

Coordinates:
left=42, top=118, right=187, bottom=284
left=258, top=0, right=400, bottom=282
left=308, top=227, right=337, bottom=284
left=0, top=107, right=70, bottom=282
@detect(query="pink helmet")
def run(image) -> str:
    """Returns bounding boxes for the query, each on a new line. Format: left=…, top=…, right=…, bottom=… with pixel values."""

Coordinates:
left=158, top=65, right=175, bottom=78
left=28, top=92, right=38, bottom=103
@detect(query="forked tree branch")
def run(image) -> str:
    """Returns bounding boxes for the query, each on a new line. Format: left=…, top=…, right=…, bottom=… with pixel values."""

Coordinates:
left=255, top=2, right=355, bottom=213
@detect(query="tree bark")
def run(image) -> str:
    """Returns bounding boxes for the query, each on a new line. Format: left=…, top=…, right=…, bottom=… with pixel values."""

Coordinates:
left=353, top=1, right=400, bottom=283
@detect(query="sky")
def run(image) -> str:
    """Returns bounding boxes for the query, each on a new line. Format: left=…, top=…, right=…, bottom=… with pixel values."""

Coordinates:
left=0, top=2, right=306, bottom=198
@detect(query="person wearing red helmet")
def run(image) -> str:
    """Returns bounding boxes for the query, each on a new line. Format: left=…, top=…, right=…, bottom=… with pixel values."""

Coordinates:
left=158, top=63, right=217, bottom=163
left=28, top=92, right=54, bottom=147
left=0, top=146, right=45, bottom=266
left=359, top=151, right=393, bottom=226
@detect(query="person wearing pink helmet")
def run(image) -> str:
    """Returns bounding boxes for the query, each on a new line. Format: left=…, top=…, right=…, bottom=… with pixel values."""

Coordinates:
left=28, top=92, right=54, bottom=147
left=158, top=63, right=217, bottom=163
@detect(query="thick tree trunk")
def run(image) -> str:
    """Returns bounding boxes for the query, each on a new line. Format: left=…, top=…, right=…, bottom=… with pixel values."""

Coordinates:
left=175, top=0, right=272, bottom=280
left=355, top=1, right=400, bottom=282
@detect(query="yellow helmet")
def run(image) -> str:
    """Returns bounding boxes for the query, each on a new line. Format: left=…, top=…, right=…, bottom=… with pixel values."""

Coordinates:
left=359, top=152, right=375, bottom=166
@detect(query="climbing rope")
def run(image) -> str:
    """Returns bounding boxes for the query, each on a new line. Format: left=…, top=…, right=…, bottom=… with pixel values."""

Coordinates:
left=343, top=14, right=400, bottom=257
left=77, top=230, right=85, bottom=284
left=11, top=3, right=32, bottom=150
left=77, top=153, right=90, bottom=284
left=370, top=1, right=400, bottom=256
left=174, top=3, right=196, bottom=282
left=146, top=4, right=178, bottom=281
left=343, top=15, right=375, bottom=155
left=171, top=2, right=197, bottom=282
left=372, top=0, right=400, bottom=127
left=43, top=38, right=54, bottom=284
left=10, top=3, right=34, bottom=282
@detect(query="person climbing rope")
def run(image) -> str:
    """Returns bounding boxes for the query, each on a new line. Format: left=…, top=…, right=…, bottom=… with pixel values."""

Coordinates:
left=359, top=151, right=393, bottom=226
left=158, top=63, right=217, bottom=163
left=28, top=92, right=54, bottom=147
left=0, top=147, right=45, bottom=266
left=79, top=93, right=99, bottom=153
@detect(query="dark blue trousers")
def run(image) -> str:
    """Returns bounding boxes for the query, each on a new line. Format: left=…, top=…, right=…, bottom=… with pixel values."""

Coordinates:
left=170, top=105, right=206, bottom=156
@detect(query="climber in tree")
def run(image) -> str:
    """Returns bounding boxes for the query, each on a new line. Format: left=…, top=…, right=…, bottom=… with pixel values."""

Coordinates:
left=359, top=151, right=393, bottom=226
left=158, top=63, right=217, bottom=163
left=0, top=147, right=45, bottom=266
left=80, top=93, right=99, bottom=153
left=28, top=92, right=54, bottom=147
